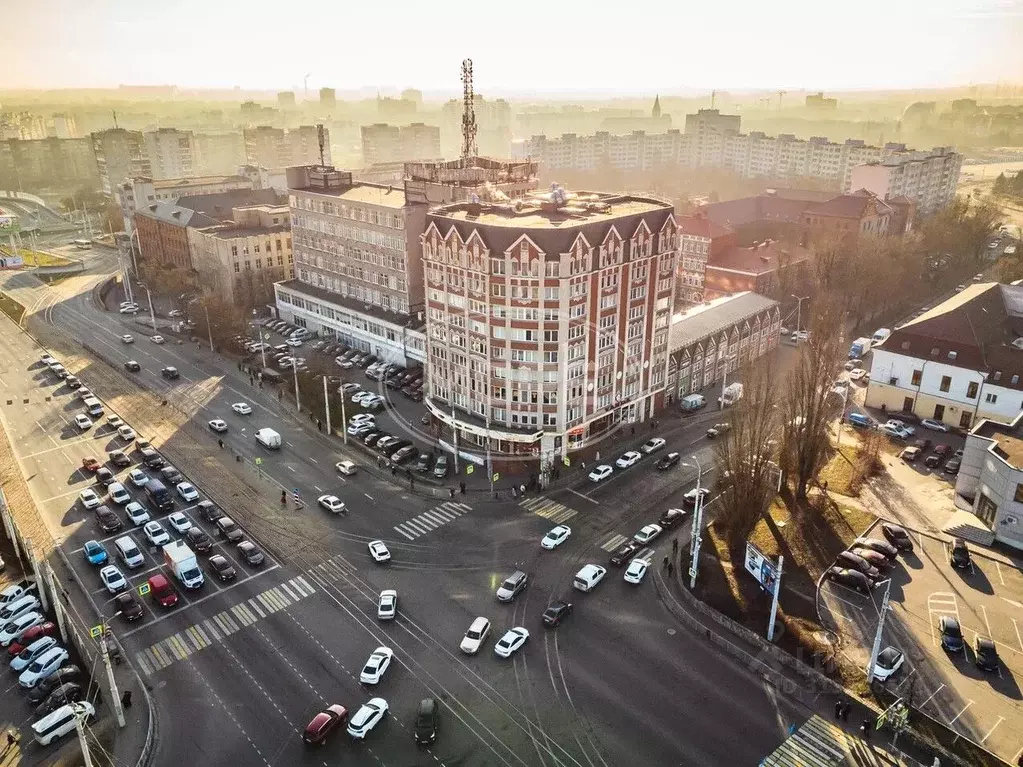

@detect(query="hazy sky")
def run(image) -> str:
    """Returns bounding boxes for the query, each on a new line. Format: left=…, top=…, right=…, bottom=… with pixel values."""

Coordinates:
left=5, top=0, right=1023, bottom=94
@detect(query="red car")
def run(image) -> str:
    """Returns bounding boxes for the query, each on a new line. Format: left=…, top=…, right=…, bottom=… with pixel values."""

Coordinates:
left=81, top=457, right=101, bottom=472
left=303, top=704, right=348, bottom=746
left=7, top=622, right=57, bottom=656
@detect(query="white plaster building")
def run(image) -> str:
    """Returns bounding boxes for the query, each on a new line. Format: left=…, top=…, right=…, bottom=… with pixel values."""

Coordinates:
left=953, top=413, right=1023, bottom=549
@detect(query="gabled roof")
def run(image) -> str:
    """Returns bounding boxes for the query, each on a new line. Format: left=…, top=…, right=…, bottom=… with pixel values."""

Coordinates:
left=136, top=201, right=217, bottom=229
left=669, top=291, right=779, bottom=351
left=705, top=240, right=813, bottom=276
left=883, top=282, right=1023, bottom=389
left=803, top=189, right=893, bottom=219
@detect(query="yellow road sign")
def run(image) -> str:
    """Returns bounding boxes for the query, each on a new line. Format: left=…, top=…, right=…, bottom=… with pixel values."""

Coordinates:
left=89, top=625, right=103, bottom=638
left=465, top=465, right=474, bottom=475
left=138, top=582, right=151, bottom=596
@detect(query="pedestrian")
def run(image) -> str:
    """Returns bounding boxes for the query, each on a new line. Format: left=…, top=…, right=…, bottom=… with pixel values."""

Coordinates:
left=278, top=390, right=282, bottom=401
left=317, top=418, right=322, bottom=432
left=249, top=376, right=254, bottom=386
left=410, top=476, right=415, bottom=489
left=667, top=562, right=674, bottom=577
left=280, top=490, right=286, bottom=506
left=834, top=701, right=843, bottom=720
left=391, top=466, right=396, bottom=476
left=449, top=487, right=455, bottom=498
left=519, top=483, right=526, bottom=496
left=662, top=555, right=669, bottom=570
left=822, top=480, right=829, bottom=494
left=860, top=718, right=872, bottom=739
left=259, top=380, right=263, bottom=389
left=672, top=538, right=678, bottom=553
left=4, top=731, right=16, bottom=752
left=460, top=481, right=466, bottom=494
left=218, top=439, right=223, bottom=449
left=121, top=690, right=132, bottom=708
left=631, top=426, right=636, bottom=436
left=842, top=701, right=852, bottom=721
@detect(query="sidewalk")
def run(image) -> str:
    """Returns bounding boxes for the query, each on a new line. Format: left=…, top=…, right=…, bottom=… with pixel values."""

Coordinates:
left=653, top=562, right=949, bottom=767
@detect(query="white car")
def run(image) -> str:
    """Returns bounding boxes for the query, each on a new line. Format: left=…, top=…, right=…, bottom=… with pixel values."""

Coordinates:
left=848, top=368, right=867, bottom=381
left=100, top=565, right=127, bottom=593
left=615, top=451, right=642, bottom=469
left=120, top=334, right=134, bottom=344
left=340, top=382, right=362, bottom=394
left=350, top=413, right=375, bottom=425
left=143, top=522, right=170, bottom=547
left=150, top=335, right=165, bottom=344
left=494, top=627, right=530, bottom=659
left=359, top=647, right=394, bottom=685
left=883, top=419, right=915, bottom=436
left=0, top=612, right=43, bottom=647
left=176, top=482, right=199, bottom=502
left=633, top=523, right=663, bottom=545
left=640, top=437, right=666, bottom=454
left=231, top=402, right=252, bottom=415
left=335, top=460, right=357, bottom=476
left=118, top=304, right=139, bottom=314
left=588, top=465, right=613, bottom=482
left=459, top=617, right=491, bottom=654
left=347, top=698, right=388, bottom=740
left=285, top=338, right=304, bottom=347
left=117, top=425, right=136, bottom=442
left=167, top=512, right=192, bottom=534
left=127, top=469, right=148, bottom=487
left=347, top=423, right=372, bottom=437
left=624, top=558, right=649, bottom=584
left=78, top=489, right=101, bottom=510
left=18, top=646, right=69, bottom=689
left=10, top=636, right=59, bottom=672
left=351, top=391, right=375, bottom=405
left=74, top=414, right=92, bottom=431
left=318, top=495, right=346, bottom=514
left=208, top=419, right=228, bottom=433
left=879, top=424, right=913, bottom=441
left=920, top=419, right=950, bottom=433
left=108, top=482, right=131, bottom=505
left=871, top=646, right=905, bottom=682
left=683, top=487, right=710, bottom=506
left=377, top=589, right=397, bottom=620
left=107, top=415, right=123, bottom=430
left=368, top=540, right=391, bottom=563
left=541, top=525, right=571, bottom=550
left=124, top=502, right=150, bottom=525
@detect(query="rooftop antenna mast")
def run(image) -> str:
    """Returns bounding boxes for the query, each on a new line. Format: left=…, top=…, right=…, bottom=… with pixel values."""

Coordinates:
left=711, top=90, right=717, bottom=110
left=316, top=123, right=326, bottom=166
left=460, top=58, right=477, bottom=162
left=112, top=110, right=118, bottom=129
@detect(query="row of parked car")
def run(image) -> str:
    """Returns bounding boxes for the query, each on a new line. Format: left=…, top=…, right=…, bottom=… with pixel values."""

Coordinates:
left=0, top=582, right=97, bottom=747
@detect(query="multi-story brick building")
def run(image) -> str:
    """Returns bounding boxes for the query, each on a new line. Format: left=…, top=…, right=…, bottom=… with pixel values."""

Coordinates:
left=91, top=128, right=150, bottom=194
left=118, top=174, right=255, bottom=234
left=134, top=201, right=216, bottom=271
left=421, top=187, right=678, bottom=463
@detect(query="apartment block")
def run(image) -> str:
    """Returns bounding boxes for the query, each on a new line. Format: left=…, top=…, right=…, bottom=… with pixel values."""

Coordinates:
left=144, top=128, right=195, bottom=179
left=193, top=132, right=246, bottom=176
left=0, top=137, right=98, bottom=188
left=290, top=125, right=331, bottom=166
left=361, top=123, right=440, bottom=165
left=515, top=130, right=683, bottom=172
left=244, top=126, right=290, bottom=169
left=850, top=147, right=962, bottom=216
left=91, top=128, right=151, bottom=195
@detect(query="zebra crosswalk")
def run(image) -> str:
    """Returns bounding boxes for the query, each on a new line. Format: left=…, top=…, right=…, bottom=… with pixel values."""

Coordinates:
left=519, top=495, right=578, bottom=524
left=392, top=501, right=472, bottom=541
left=598, top=532, right=653, bottom=560
left=135, top=575, right=316, bottom=676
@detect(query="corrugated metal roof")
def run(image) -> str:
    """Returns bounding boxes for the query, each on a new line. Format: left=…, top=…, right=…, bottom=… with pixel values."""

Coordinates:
left=669, top=291, right=779, bottom=351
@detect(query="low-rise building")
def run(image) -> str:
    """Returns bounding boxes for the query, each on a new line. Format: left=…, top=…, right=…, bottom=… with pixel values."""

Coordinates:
left=118, top=174, right=255, bottom=234
left=954, top=413, right=1023, bottom=549
left=134, top=202, right=217, bottom=271
left=665, top=291, right=781, bottom=402
left=187, top=204, right=293, bottom=306
left=703, top=239, right=813, bottom=302
left=865, top=282, right=1023, bottom=430
left=676, top=213, right=735, bottom=307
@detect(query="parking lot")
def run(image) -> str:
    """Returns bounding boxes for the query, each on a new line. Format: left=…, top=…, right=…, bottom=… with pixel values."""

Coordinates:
left=820, top=524, right=1023, bottom=763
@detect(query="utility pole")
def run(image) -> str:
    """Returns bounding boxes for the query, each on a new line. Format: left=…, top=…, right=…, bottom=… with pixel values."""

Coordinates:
left=339, top=389, right=348, bottom=446
left=791, top=294, right=809, bottom=334
left=101, top=628, right=126, bottom=727
left=685, top=457, right=704, bottom=589
left=767, top=555, right=784, bottom=641
left=451, top=403, right=460, bottom=475
left=139, top=282, right=157, bottom=332
left=25, top=538, right=47, bottom=612
left=322, top=375, right=331, bottom=436
left=45, top=564, right=69, bottom=644
left=292, top=354, right=301, bottom=413
left=74, top=704, right=96, bottom=767
left=866, top=578, right=893, bottom=684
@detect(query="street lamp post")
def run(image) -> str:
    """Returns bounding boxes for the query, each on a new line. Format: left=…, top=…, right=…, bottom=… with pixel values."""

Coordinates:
left=866, top=579, right=893, bottom=684
left=683, top=457, right=704, bottom=589
left=791, top=294, right=810, bottom=334
left=138, top=282, right=157, bottom=333
left=718, top=352, right=737, bottom=411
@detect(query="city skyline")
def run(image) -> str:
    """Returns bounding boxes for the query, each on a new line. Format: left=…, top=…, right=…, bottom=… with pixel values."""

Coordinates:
left=6, top=0, right=1023, bottom=93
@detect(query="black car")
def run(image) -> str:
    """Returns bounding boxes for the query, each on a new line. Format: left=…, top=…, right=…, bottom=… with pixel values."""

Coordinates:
left=208, top=554, right=237, bottom=582
left=95, top=467, right=116, bottom=486
left=850, top=547, right=892, bottom=572
left=881, top=523, right=914, bottom=552
left=610, top=540, right=643, bottom=566
left=655, top=452, right=681, bottom=470
left=185, top=527, right=213, bottom=552
left=107, top=450, right=131, bottom=468
left=34, top=682, right=84, bottom=718
left=160, top=466, right=184, bottom=484
left=944, top=457, right=962, bottom=475
left=409, top=389, right=424, bottom=403
left=835, top=551, right=879, bottom=580
left=975, top=637, right=999, bottom=671
left=28, top=666, right=82, bottom=705
left=65, top=376, right=82, bottom=390
left=237, top=541, right=265, bottom=566
left=94, top=505, right=122, bottom=533
left=363, top=431, right=384, bottom=446
left=924, top=444, right=951, bottom=468
left=115, top=592, right=143, bottom=622
left=414, top=453, right=432, bottom=473
left=947, top=538, right=971, bottom=569
left=939, top=616, right=964, bottom=652
left=139, top=448, right=166, bottom=469
left=124, top=361, right=141, bottom=373
left=160, top=366, right=180, bottom=380
left=826, top=566, right=871, bottom=594
left=658, top=508, right=687, bottom=530
left=197, top=500, right=223, bottom=523
left=542, top=600, right=573, bottom=627
left=854, top=537, right=899, bottom=560
left=414, top=698, right=439, bottom=746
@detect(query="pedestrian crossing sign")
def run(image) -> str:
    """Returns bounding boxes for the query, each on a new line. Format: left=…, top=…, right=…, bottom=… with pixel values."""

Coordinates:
left=493, top=472, right=500, bottom=482
left=254, top=457, right=262, bottom=465
left=465, top=465, right=474, bottom=475
left=563, top=457, right=571, bottom=467
left=138, top=583, right=151, bottom=596
left=89, top=625, right=103, bottom=638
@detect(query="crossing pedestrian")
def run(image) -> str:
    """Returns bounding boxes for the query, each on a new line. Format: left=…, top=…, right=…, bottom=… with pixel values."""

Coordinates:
left=121, top=690, right=132, bottom=708
left=4, top=731, right=17, bottom=752
left=667, top=562, right=674, bottom=577
left=672, top=538, right=678, bottom=553
left=834, top=701, right=843, bottom=719
left=662, top=555, right=669, bottom=570
left=860, top=718, right=872, bottom=739
left=218, top=439, right=223, bottom=449
left=449, top=487, right=455, bottom=498
left=459, top=481, right=466, bottom=494
left=280, top=490, right=286, bottom=506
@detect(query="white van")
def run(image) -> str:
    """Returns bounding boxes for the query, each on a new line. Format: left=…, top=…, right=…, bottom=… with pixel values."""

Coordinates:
left=573, top=564, right=607, bottom=592
left=680, top=394, right=706, bottom=412
left=115, top=536, right=145, bottom=569
left=83, top=397, right=104, bottom=417
left=33, top=701, right=95, bottom=746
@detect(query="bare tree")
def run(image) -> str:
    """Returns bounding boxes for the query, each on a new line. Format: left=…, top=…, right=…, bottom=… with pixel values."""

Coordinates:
left=713, top=356, right=782, bottom=558
left=193, top=295, right=245, bottom=347
left=781, top=296, right=845, bottom=501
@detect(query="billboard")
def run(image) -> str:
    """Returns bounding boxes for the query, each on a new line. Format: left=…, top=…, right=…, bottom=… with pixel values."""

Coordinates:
left=744, top=542, right=779, bottom=593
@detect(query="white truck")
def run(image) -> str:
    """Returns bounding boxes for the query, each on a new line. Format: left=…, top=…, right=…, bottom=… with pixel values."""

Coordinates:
left=163, top=541, right=204, bottom=589
left=718, top=382, right=744, bottom=407
left=255, top=428, right=282, bottom=449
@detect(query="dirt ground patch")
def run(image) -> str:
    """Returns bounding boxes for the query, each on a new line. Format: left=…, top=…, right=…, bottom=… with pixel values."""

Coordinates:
left=0, top=292, right=25, bottom=324
left=698, top=491, right=877, bottom=678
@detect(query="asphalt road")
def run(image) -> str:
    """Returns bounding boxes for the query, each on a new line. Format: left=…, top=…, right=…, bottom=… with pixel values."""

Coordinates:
left=0, top=263, right=833, bottom=766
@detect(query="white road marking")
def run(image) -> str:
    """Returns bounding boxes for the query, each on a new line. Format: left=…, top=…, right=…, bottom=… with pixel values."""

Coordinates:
left=567, top=488, right=600, bottom=504
left=287, top=465, right=295, bottom=472
left=309, top=457, right=317, bottom=464
left=947, top=700, right=974, bottom=725
left=364, top=493, right=373, bottom=500
left=313, top=485, right=322, bottom=493
left=1013, top=618, right=1023, bottom=653
left=981, top=605, right=993, bottom=638
left=919, top=684, right=945, bottom=708
left=996, top=561, right=1006, bottom=586
left=286, top=441, right=294, bottom=448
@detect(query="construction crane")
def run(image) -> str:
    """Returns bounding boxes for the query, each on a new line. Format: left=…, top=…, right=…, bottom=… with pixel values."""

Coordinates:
left=711, top=90, right=717, bottom=109
left=460, top=59, right=478, bottom=162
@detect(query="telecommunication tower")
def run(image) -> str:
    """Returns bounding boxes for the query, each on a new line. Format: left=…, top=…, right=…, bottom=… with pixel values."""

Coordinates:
left=460, top=59, right=478, bottom=162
